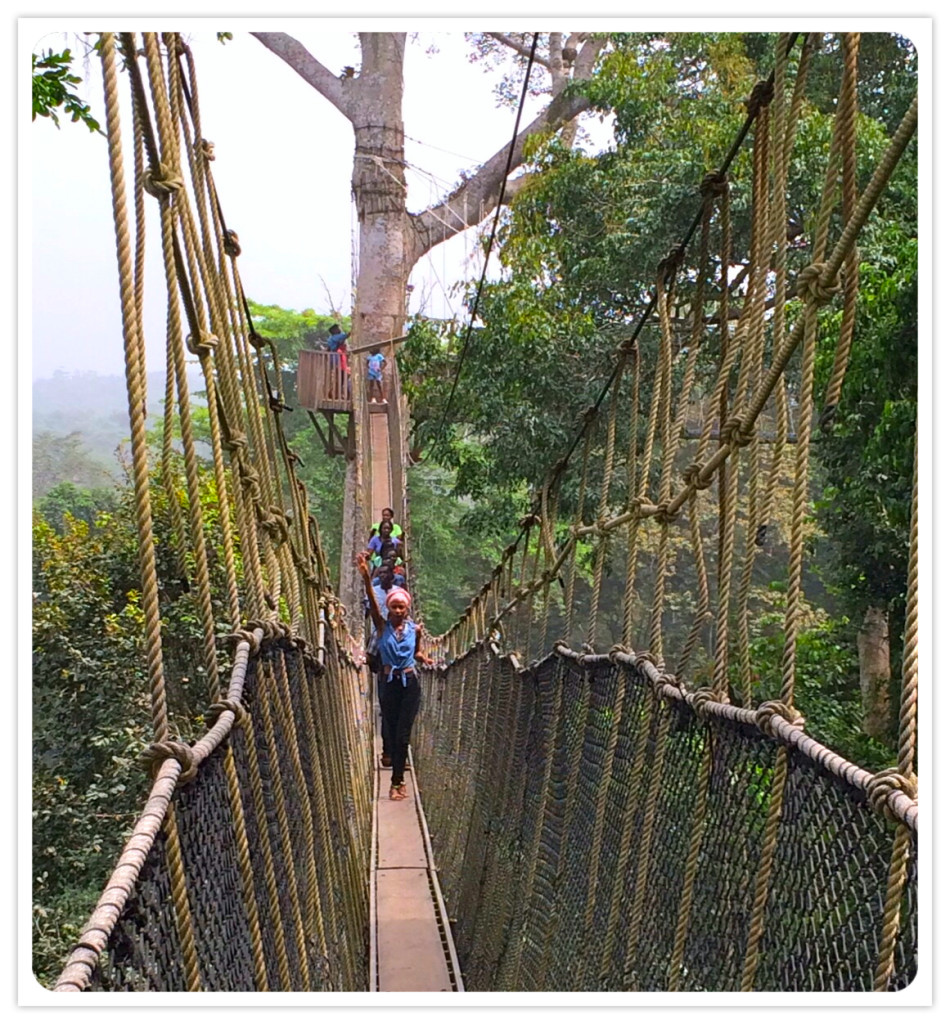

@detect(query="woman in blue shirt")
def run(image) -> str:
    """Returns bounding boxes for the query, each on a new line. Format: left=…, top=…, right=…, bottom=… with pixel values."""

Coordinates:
left=358, top=551, right=432, bottom=800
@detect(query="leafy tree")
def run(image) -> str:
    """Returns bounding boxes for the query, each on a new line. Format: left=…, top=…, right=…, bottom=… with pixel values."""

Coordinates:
left=32, top=48, right=101, bottom=132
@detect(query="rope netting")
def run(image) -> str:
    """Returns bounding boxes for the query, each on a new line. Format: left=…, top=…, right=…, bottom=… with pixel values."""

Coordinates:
left=415, top=32, right=919, bottom=991
left=53, top=33, right=373, bottom=992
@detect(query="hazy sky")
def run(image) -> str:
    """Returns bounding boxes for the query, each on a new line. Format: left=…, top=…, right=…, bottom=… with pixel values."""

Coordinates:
left=27, top=23, right=590, bottom=380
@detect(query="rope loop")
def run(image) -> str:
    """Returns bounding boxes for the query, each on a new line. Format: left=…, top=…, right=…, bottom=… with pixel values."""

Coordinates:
left=700, top=170, right=729, bottom=198
left=746, top=79, right=775, bottom=117
left=721, top=416, right=755, bottom=449
left=143, top=163, right=184, bottom=199
left=248, top=329, right=267, bottom=350
left=226, top=628, right=261, bottom=657
left=223, top=229, right=241, bottom=258
left=185, top=330, right=219, bottom=357
left=866, top=767, right=917, bottom=821
left=198, top=138, right=216, bottom=162
left=205, top=698, right=248, bottom=729
left=142, top=740, right=198, bottom=786
left=690, top=686, right=725, bottom=718
left=754, top=699, right=805, bottom=738
left=796, top=262, right=841, bottom=306
left=657, top=245, right=685, bottom=282
left=519, top=513, right=542, bottom=528
left=656, top=502, right=679, bottom=525
left=223, top=429, right=248, bottom=454
left=607, top=643, right=631, bottom=664
left=683, top=461, right=714, bottom=491
left=654, top=670, right=679, bottom=698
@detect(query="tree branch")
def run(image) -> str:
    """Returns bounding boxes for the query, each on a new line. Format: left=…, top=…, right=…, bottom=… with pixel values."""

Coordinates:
left=408, top=39, right=605, bottom=260
left=487, top=32, right=553, bottom=70
left=251, top=32, right=356, bottom=122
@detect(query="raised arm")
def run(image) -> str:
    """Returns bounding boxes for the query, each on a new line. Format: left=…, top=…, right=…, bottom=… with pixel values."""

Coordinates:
left=357, top=552, right=386, bottom=635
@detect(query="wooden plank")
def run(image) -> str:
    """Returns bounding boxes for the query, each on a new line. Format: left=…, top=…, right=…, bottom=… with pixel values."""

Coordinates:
left=376, top=768, right=426, bottom=869
left=376, top=869, right=453, bottom=992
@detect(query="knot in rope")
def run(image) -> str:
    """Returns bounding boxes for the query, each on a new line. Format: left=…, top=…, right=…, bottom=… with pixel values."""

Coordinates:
left=690, top=687, right=725, bottom=718
left=261, top=507, right=290, bottom=544
left=223, top=229, right=241, bottom=258
left=268, top=389, right=291, bottom=413
left=226, top=628, right=261, bottom=657
left=594, top=515, right=610, bottom=537
left=656, top=502, right=679, bottom=526
left=627, top=494, right=651, bottom=519
left=795, top=262, right=841, bottom=306
left=754, top=523, right=769, bottom=548
left=205, top=698, right=248, bottom=729
left=142, top=740, right=197, bottom=786
left=198, top=138, right=215, bottom=161
left=654, top=670, right=679, bottom=698
left=634, top=650, right=657, bottom=672
left=699, top=170, right=729, bottom=198
left=657, top=245, right=685, bottom=282
left=224, top=429, right=248, bottom=454
left=580, top=642, right=596, bottom=655
left=185, top=330, right=219, bottom=357
left=248, top=329, right=267, bottom=350
left=866, top=768, right=917, bottom=821
left=240, top=464, right=263, bottom=502
left=683, top=461, right=713, bottom=491
left=746, top=79, right=775, bottom=117
left=754, top=700, right=805, bottom=738
left=607, top=643, right=631, bottom=664
left=143, top=163, right=184, bottom=199
left=721, top=416, right=754, bottom=449
left=519, top=513, right=541, bottom=528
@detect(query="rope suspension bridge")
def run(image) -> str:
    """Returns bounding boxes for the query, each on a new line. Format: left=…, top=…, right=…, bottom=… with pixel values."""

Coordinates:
left=47, top=31, right=918, bottom=993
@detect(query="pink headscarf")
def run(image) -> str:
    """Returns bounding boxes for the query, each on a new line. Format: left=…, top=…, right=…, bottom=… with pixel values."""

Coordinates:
left=385, top=586, right=411, bottom=608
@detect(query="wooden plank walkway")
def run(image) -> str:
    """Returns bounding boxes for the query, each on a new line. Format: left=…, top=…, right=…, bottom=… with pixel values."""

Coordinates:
left=368, top=402, right=392, bottom=517
left=370, top=683, right=462, bottom=991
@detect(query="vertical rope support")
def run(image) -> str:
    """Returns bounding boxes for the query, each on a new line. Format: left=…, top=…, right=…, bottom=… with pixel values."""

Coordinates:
left=102, top=33, right=169, bottom=744
left=821, top=33, right=861, bottom=423
left=622, top=345, right=641, bottom=649
left=588, top=374, right=622, bottom=647
left=736, top=104, right=772, bottom=704
left=563, top=427, right=592, bottom=644
left=873, top=428, right=918, bottom=990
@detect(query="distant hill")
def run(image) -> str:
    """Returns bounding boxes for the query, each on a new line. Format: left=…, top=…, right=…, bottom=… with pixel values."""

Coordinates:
left=32, top=368, right=204, bottom=494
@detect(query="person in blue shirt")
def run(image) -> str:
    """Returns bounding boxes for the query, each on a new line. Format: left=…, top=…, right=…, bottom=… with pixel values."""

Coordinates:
left=357, top=551, right=432, bottom=801
left=366, top=348, right=386, bottom=403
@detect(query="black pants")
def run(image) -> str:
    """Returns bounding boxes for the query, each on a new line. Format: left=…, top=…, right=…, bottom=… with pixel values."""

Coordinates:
left=379, top=671, right=421, bottom=787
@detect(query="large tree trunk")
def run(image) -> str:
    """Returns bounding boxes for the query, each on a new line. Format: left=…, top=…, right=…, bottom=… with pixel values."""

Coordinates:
left=251, top=30, right=607, bottom=611
left=857, top=605, right=891, bottom=743
left=339, top=34, right=411, bottom=611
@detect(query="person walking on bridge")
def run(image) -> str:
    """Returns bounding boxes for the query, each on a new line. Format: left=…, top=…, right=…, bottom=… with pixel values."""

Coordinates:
left=357, top=552, right=432, bottom=801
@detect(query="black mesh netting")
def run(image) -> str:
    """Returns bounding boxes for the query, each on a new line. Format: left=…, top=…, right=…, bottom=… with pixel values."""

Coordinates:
left=415, top=651, right=918, bottom=992
left=87, top=640, right=371, bottom=991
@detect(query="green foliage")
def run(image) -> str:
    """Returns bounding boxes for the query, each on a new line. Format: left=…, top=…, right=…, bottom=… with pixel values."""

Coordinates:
left=739, top=607, right=895, bottom=771
left=814, top=230, right=917, bottom=625
left=32, top=48, right=101, bottom=133
left=405, top=463, right=506, bottom=634
left=35, top=480, right=119, bottom=532
left=32, top=457, right=240, bottom=986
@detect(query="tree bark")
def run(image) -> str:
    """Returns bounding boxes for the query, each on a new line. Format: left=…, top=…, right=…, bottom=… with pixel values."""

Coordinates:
left=857, top=605, right=891, bottom=743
